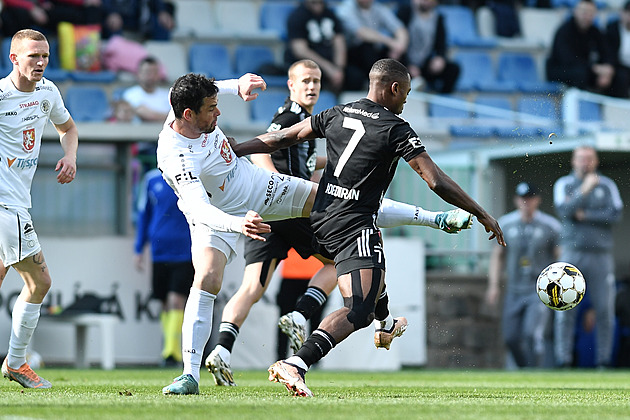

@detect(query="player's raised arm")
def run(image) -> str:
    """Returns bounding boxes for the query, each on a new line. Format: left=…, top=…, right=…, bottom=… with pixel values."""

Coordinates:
left=408, top=151, right=505, bottom=246
left=232, top=117, right=316, bottom=157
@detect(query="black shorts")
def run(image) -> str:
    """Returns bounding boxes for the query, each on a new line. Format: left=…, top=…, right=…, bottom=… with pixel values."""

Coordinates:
left=152, top=261, right=195, bottom=302
left=318, top=226, right=386, bottom=276
left=243, top=218, right=330, bottom=265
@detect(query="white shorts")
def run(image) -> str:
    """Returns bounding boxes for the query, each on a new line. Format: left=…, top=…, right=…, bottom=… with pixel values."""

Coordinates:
left=191, top=172, right=313, bottom=263
left=0, top=206, right=41, bottom=267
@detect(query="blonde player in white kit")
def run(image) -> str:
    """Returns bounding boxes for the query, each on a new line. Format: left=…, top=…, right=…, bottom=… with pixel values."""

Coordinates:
left=160, top=73, right=473, bottom=395
left=0, top=29, right=78, bottom=389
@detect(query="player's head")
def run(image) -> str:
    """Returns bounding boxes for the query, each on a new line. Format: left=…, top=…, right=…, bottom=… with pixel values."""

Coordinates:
left=170, top=73, right=221, bottom=133
left=368, top=59, right=411, bottom=115
left=513, top=182, right=541, bottom=218
left=573, top=0, right=597, bottom=30
left=571, top=145, right=599, bottom=177
left=10, top=29, right=49, bottom=87
left=304, top=0, right=326, bottom=14
left=288, top=59, right=321, bottom=113
left=136, top=56, right=163, bottom=92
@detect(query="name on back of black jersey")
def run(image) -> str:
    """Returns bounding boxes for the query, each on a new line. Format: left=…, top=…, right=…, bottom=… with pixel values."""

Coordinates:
left=325, top=183, right=359, bottom=200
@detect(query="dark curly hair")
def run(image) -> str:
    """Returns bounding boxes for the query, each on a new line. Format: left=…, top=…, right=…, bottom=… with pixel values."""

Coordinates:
left=170, top=73, right=219, bottom=119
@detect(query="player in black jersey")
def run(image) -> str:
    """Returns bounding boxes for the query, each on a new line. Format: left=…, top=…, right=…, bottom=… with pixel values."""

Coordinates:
left=206, top=60, right=476, bottom=387
left=235, top=58, right=505, bottom=397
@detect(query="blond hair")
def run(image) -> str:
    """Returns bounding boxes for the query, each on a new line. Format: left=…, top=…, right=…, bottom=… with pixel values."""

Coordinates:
left=10, top=29, right=48, bottom=54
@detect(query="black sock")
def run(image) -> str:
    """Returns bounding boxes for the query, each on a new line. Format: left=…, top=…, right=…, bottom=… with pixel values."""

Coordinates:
left=295, top=328, right=336, bottom=367
left=295, top=286, right=327, bottom=320
left=374, top=289, right=389, bottom=321
left=217, top=322, right=239, bottom=352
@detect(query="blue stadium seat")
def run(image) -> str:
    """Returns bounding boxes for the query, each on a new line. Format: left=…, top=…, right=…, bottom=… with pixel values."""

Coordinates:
left=428, top=95, right=470, bottom=118
left=312, top=90, right=338, bottom=114
left=234, top=45, right=285, bottom=87
left=189, top=43, right=236, bottom=80
left=454, top=51, right=514, bottom=92
left=437, top=5, right=497, bottom=48
left=259, top=1, right=296, bottom=40
left=473, top=95, right=512, bottom=118
left=518, top=96, right=559, bottom=120
left=250, top=90, right=287, bottom=123
left=64, top=86, right=110, bottom=122
left=496, top=52, right=562, bottom=94
left=69, top=71, right=117, bottom=83
left=2, top=38, right=11, bottom=69
left=579, top=100, right=602, bottom=122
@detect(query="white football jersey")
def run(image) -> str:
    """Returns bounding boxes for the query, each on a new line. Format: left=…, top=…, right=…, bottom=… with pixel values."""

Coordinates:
left=0, top=76, right=70, bottom=208
left=157, top=114, right=262, bottom=233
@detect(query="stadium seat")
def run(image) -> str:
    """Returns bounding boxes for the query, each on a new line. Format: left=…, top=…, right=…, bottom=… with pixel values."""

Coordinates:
left=518, top=96, right=559, bottom=121
left=259, top=1, right=296, bottom=40
left=234, top=45, right=286, bottom=87
left=428, top=95, right=470, bottom=119
left=312, top=90, right=338, bottom=114
left=453, top=51, right=514, bottom=92
left=64, top=86, right=110, bottom=122
left=578, top=100, right=602, bottom=122
left=144, top=41, right=188, bottom=82
left=437, top=5, right=497, bottom=48
left=69, top=71, right=117, bottom=83
left=214, top=0, right=263, bottom=36
left=189, top=43, right=236, bottom=80
left=171, top=0, right=216, bottom=38
left=250, top=90, right=287, bottom=123
left=496, top=52, right=562, bottom=94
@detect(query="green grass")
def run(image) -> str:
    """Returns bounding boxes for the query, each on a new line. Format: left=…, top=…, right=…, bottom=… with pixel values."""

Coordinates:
left=1, top=368, right=630, bottom=419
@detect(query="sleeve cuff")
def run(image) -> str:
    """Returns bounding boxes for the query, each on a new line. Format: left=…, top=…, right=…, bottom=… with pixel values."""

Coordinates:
left=216, top=79, right=239, bottom=96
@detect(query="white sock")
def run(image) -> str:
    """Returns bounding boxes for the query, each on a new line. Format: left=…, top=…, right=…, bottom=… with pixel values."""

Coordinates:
left=181, top=288, right=215, bottom=383
left=375, top=314, right=394, bottom=331
left=376, top=198, right=439, bottom=229
left=290, top=311, right=307, bottom=326
left=285, top=355, right=308, bottom=371
left=216, top=345, right=231, bottom=364
left=8, top=299, right=41, bottom=369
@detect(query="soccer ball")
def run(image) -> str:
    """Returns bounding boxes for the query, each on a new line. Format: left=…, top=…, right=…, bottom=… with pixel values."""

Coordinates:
left=536, top=262, right=586, bottom=311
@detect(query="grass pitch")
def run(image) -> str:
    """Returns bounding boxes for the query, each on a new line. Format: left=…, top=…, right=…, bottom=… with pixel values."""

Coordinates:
left=1, top=368, right=629, bottom=420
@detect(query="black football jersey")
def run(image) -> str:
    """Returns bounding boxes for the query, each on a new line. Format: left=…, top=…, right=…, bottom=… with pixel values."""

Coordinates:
left=266, top=98, right=317, bottom=180
left=309, top=98, right=425, bottom=247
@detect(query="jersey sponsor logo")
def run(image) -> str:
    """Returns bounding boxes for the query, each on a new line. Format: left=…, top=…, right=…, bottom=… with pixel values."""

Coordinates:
left=36, top=85, right=53, bottom=92
left=19, top=101, right=39, bottom=109
left=264, top=174, right=283, bottom=205
left=407, top=136, right=423, bottom=148
left=4, top=111, right=17, bottom=116
left=40, top=99, right=51, bottom=113
left=276, top=185, right=289, bottom=204
left=22, top=115, right=39, bottom=122
left=7, top=157, right=37, bottom=169
left=218, top=179, right=226, bottom=191
left=201, top=133, right=209, bottom=148
left=0, top=92, right=13, bottom=101
left=324, top=183, right=360, bottom=200
left=267, top=122, right=282, bottom=132
left=22, top=129, right=36, bottom=152
left=343, top=106, right=379, bottom=119
left=174, top=171, right=198, bottom=184
left=220, top=139, right=232, bottom=163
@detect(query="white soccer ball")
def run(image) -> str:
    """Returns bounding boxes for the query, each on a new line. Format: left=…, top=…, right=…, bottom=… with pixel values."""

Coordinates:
left=536, top=262, right=586, bottom=311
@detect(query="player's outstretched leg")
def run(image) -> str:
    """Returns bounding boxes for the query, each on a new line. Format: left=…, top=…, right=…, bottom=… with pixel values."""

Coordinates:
left=2, top=358, right=51, bottom=389
left=268, top=360, right=312, bottom=397
left=374, top=317, right=408, bottom=350
left=205, top=346, right=236, bottom=386
left=162, top=374, right=199, bottom=395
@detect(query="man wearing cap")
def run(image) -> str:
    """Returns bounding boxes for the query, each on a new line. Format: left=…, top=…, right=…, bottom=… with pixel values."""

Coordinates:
left=486, top=182, right=561, bottom=368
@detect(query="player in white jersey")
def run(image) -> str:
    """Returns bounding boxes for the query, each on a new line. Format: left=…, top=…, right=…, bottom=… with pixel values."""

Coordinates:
left=0, top=29, right=78, bottom=389
left=159, top=72, right=473, bottom=395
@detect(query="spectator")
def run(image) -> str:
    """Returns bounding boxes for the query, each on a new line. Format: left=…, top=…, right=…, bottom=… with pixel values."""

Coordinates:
left=486, top=182, right=561, bottom=369
left=0, top=0, right=103, bottom=38
left=546, top=0, right=626, bottom=98
left=285, top=0, right=363, bottom=92
left=553, top=146, right=623, bottom=368
left=335, top=0, right=408, bottom=89
left=134, top=168, right=193, bottom=367
left=396, top=0, right=460, bottom=93
left=101, top=0, right=175, bottom=41
left=122, top=56, right=170, bottom=123
left=604, top=0, right=630, bottom=98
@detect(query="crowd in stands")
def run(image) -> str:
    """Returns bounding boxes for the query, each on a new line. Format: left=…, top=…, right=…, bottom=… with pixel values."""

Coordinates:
left=3, top=0, right=630, bottom=126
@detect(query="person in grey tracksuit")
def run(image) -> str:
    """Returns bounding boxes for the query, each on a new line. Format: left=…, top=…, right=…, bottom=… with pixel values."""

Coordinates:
left=553, top=145, right=623, bottom=367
